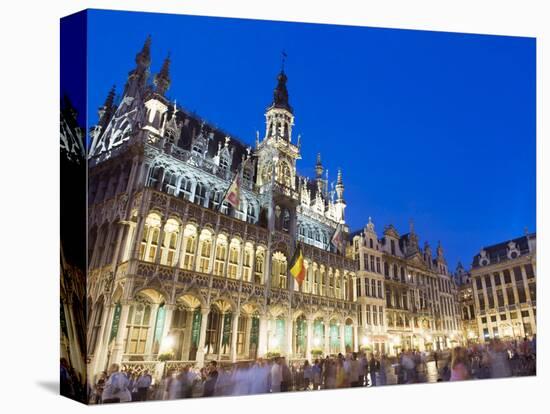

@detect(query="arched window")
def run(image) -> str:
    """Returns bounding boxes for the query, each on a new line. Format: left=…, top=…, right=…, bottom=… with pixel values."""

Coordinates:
left=178, top=177, right=193, bottom=200
left=319, top=267, right=326, bottom=296
left=182, top=225, right=197, bottom=270
left=278, top=160, right=292, bottom=187
left=194, top=183, right=207, bottom=206
left=147, top=165, right=163, bottom=189
left=214, top=236, right=228, bottom=276
left=88, top=298, right=104, bottom=355
left=227, top=240, right=240, bottom=279
left=242, top=244, right=253, bottom=281
left=272, top=252, right=288, bottom=289
left=125, top=301, right=153, bottom=355
left=328, top=271, right=335, bottom=298
left=313, top=266, right=320, bottom=295
left=139, top=213, right=162, bottom=262
left=205, top=306, right=221, bottom=355
left=160, top=219, right=180, bottom=266
left=163, top=171, right=178, bottom=195
left=246, top=203, right=256, bottom=224
left=254, top=250, right=265, bottom=284
left=198, top=231, right=213, bottom=273
left=282, top=210, right=291, bottom=232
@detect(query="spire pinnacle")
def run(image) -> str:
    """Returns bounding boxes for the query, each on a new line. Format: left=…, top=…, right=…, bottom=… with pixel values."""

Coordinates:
left=315, top=153, right=324, bottom=179
left=270, top=62, right=292, bottom=113
left=154, top=54, right=171, bottom=96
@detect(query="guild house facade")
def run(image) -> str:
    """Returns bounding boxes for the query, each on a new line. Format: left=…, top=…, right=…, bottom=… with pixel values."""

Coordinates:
left=85, top=37, right=464, bottom=382
left=467, top=233, right=537, bottom=342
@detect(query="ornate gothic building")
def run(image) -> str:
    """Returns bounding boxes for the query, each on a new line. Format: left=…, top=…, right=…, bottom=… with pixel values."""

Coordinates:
left=85, top=37, right=462, bottom=382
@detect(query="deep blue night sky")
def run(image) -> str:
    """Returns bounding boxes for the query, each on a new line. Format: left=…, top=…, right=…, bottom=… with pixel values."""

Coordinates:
left=86, top=9, right=536, bottom=271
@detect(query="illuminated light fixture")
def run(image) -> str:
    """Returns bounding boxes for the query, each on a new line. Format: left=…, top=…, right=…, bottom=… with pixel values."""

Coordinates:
left=361, top=336, right=370, bottom=346
left=313, top=337, right=321, bottom=347
left=160, top=334, right=176, bottom=354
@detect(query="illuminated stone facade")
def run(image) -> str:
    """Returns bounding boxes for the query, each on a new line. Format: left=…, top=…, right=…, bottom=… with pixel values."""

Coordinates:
left=468, top=233, right=537, bottom=342
left=350, top=220, right=462, bottom=355
left=85, top=38, right=464, bottom=383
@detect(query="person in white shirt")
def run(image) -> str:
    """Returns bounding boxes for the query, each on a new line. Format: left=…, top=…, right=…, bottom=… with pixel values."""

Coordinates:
left=102, top=364, right=132, bottom=403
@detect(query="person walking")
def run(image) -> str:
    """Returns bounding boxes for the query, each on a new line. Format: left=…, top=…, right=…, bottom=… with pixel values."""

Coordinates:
left=202, top=361, right=219, bottom=397
left=303, top=360, right=312, bottom=390
left=450, top=347, right=470, bottom=381
left=135, top=370, right=152, bottom=401
left=270, top=357, right=283, bottom=392
left=369, top=354, right=380, bottom=386
left=102, top=364, right=132, bottom=403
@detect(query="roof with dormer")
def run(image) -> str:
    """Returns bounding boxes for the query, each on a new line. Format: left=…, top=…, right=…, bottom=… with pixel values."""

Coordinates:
left=471, top=233, right=535, bottom=268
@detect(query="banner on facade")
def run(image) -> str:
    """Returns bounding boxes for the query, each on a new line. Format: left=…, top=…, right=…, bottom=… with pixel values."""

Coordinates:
left=108, top=303, right=122, bottom=344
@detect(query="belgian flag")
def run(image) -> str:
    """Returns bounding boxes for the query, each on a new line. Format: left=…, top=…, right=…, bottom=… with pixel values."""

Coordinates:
left=289, top=242, right=305, bottom=286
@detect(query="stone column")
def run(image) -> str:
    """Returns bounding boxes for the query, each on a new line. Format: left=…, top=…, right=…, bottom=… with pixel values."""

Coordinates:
left=158, top=304, right=175, bottom=354
left=286, top=314, right=294, bottom=357
left=181, top=309, right=195, bottom=360
left=144, top=303, right=160, bottom=357
left=195, top=308, right=210, bottom=367
left=230, top=312, right=241, bottom=362
left=110, top=302, right=131, bottom=365
left=217, top=312, right=226, bottom=360
left=306, top=317, right=313, bottom=361
left=353, top=324, right=359, bottom=352
left=243, top=316, right=252, bottom=359
left=339, top=323, right=346, bottom=354
left=258, top=314, right=268, bottom=357
left=324, top=321, right=330, bottom=356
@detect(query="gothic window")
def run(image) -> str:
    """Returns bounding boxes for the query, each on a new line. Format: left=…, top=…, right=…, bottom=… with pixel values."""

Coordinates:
left=88, top=298, right=104, bottom=355
left=278, top=160, right=292, bottom=187
left=370, top=256, right=375, bottom=273
left=139, top=213, right=162, bottom=262
left=371, top=279, right=376, bottom=298
left=148, top=165, right=163, bottom=189
left=160, top=218, right=180, bottom=266
left=376, top=257, right=381, bottom=273
left=227, top=240, right=240, bottom=279
left=219, top=155, right=230, bottom=175
left=369, top=238, right=374, bottom=249
left=246, top=204, right=256, bottom=224
left=366, top=305, right=371, bottom=325
left=163, top=171, right=178, bottom=195
left=393, top=264, right=398, bottom=280
left=236, top=315, right=247, bottom=355
left=319, top=268, right=326, bottom=296
left=182, top=225, right=197, bottom=270
left=198, top=231, right=213, bottom=273
left=356, top=277, right=362, bottom=297
left=242, top=244, right=253, bottom=281
left=272, top=252, right=288, bottom=289
left=335, top=272, right=341, bottom=299
left=214, top=235, right=228, bottom=276
left=205, top=306, right=221, bottom=355
left=125, top=302, right=152, bottom=355
left=328, top=272, right=334, bottom=298
left=194, top=183, right=207, bottom=206
left=178, top=177, right=193, bottom=200
left=282, top=210, right=291, bottom=232
left=313, top=266, right=320, bottom=295
left=254, top=250, right=265, bottom=284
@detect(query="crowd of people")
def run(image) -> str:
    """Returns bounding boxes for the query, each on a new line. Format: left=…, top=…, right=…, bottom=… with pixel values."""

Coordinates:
left=88, top=336, right=536, bottom=404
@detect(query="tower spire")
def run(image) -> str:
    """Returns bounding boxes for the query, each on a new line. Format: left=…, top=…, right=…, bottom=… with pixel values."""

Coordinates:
left=315, top=153, right=324, bottom=179
left=270, top=62, right=292, bottom=113
left=154, top=53, right=171, bottom=96
left=98, top=85, right=116, bottom=128
left=336, top=168, right=344, bottom=201
left=124, top=35, right=152, bottom=96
